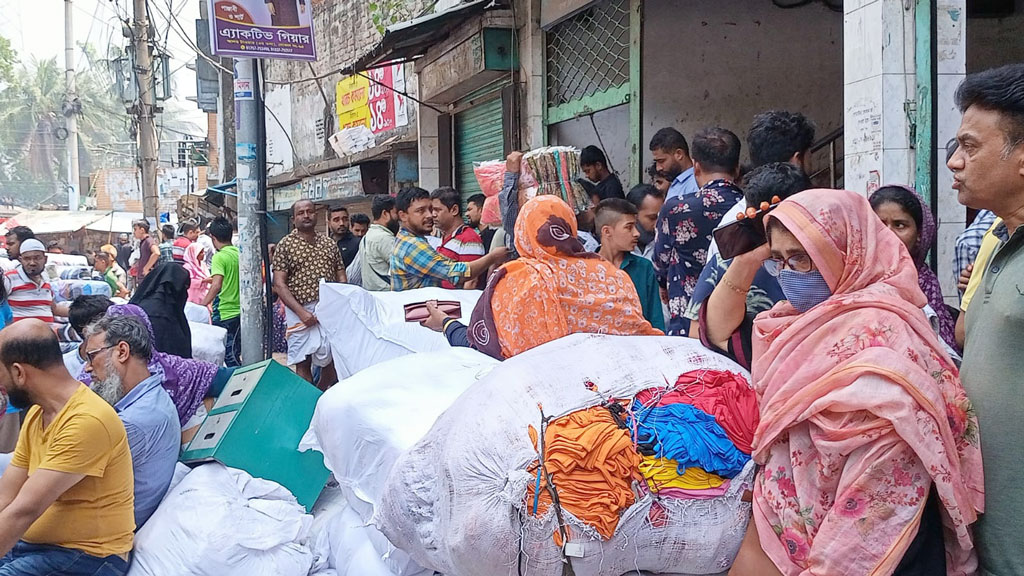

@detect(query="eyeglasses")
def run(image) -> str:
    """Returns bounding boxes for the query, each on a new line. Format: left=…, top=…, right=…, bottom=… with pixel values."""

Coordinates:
left=84, top=345, right=116, bottom=364
left=763, top=254, right=813, bottom=276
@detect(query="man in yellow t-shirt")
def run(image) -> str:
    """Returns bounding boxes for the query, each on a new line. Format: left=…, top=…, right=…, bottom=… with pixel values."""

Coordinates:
left=0, top=320, right=135, bottom=576
left=955, top=217, right=1003, bottom=349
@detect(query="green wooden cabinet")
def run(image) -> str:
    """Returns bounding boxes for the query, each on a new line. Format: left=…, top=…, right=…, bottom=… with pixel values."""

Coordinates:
left=180, top=360, right=330, bottom=511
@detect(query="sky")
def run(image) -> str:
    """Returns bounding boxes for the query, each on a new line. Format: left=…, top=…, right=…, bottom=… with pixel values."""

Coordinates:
left=0, top=0, right=207, bottom=135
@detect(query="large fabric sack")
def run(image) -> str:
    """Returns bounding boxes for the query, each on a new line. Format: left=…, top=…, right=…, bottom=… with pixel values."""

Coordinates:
left=308, top=483, right=401, bottom=576
left=300, top=347, right=498, bottom=575
left=128, top=463, right=313, bottom=576
left=316, top=283, right=482, bottom=378
left=190, top=321, right=226, bottom=366
left=376, top=334, right=754, bottom=576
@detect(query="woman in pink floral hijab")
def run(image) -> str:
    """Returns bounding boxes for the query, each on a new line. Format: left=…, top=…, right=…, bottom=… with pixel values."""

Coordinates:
left=730, top=189, right=984, bottom=576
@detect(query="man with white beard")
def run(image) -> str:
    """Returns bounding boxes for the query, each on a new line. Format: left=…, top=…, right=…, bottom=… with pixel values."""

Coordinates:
left=83, top=315, right=178, bottom=528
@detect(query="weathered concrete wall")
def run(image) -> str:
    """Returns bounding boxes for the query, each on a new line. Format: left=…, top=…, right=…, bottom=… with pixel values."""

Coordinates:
left=642, top=0, right=844, bottom=170
left=263, top=0, right=427, bottom=183
left=967, top=0, right=1024, bottom=72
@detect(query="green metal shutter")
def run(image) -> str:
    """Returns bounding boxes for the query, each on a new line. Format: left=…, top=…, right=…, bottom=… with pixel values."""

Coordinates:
left=454, top=97, right=505, bottom=203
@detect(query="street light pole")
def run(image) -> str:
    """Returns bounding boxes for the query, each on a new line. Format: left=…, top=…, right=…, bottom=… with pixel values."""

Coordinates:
left=64, top=0, right=80, bottom=211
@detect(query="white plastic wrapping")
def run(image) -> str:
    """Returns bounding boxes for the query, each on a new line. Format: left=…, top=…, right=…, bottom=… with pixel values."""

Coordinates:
left=301, top=347, right=498, bottom=575
left=316, top=283, right=483, bottom=379
left=376, top=334, right=754, bottom=576
left=189, top=321, right=226, bottom=366
left=128, top=463, right=314, bottom=576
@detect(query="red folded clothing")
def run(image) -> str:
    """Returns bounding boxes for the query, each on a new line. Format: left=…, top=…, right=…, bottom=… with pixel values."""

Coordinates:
left=634, top=370, right=759, bottom=454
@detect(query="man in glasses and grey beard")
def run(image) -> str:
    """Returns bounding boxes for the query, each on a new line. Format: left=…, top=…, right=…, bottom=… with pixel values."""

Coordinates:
left=83, top=315, right=178, bottom=528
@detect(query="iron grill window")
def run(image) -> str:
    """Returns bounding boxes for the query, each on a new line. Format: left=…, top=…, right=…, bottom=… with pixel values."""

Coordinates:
left=545, top=0, right=630, bottom=108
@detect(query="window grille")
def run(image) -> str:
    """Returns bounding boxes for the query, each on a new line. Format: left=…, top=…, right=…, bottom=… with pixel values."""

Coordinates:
left=545, top=0, right=630, bottom=109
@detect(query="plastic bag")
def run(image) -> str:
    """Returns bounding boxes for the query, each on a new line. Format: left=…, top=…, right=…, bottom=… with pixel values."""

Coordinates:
left=473, top=160, right=506, bottom=197
left=480, top=195, right=501, bottom=227
left=316, top=283, right=483, bottom=379
left=189, top=321, right=226, bottom=366
left=185, top=301, right=211, bottom=324
left=53, top=279, right=112, bottom=303
left=300, top=347, right=498, bottom=575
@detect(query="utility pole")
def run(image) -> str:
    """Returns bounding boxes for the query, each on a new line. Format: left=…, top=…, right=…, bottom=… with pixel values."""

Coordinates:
left=64, top=0, right=80, bottom=211
left=233, top=58, right=266, bottom=363
left=133, top=0, right=159, bottom=222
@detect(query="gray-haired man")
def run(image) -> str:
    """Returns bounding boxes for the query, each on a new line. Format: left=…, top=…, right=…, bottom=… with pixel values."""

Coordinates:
left=83, top=315, right=178, bottom=528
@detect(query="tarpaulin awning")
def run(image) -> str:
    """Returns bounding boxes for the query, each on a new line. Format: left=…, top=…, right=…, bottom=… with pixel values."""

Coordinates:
left=350, top=0, right=505, bottom=71
left=1, top=210, right=112, bottom=235
left=84, top=211, right=144, bottom=234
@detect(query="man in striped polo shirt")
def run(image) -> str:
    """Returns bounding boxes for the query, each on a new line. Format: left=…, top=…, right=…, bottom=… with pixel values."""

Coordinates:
left=430, top=187, right=485, bottom=289
left=4, top=239, right=68, bottom=324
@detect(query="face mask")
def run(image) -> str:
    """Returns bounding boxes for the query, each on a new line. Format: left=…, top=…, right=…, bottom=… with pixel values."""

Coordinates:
left=777, top=268, right=832, bottom=313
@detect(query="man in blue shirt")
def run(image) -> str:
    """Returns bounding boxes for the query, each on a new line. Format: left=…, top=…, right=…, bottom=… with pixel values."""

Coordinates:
left=83, top=314, right=178, bottom=528
left=650, top=127, right=699, bottom=200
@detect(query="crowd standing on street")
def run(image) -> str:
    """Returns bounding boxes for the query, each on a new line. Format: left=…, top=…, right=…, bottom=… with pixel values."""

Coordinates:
left=0, top=63, right=1021, bottom=575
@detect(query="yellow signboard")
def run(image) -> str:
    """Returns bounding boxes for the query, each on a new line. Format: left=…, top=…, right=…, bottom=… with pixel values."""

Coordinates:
left=335, top=74, right=371, bottom=130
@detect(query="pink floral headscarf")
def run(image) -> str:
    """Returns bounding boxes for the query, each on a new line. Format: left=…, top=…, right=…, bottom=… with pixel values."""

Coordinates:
left=183, top=242, right=210, bottom=304
left=750, top=189, right=984, bottom=575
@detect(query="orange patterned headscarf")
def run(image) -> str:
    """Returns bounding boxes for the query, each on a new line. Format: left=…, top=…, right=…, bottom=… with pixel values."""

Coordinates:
left=468, top=195, right=661, bottom=359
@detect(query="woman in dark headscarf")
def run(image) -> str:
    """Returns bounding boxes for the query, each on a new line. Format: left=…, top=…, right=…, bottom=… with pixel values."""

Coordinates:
left=130, top=261, right=192, bottom=358
left=869, top=185, right=959, bottom=353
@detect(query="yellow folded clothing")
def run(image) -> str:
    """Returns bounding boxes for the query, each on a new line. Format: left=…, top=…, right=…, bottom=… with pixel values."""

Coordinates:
left=639, top=457, right=726, bottom=491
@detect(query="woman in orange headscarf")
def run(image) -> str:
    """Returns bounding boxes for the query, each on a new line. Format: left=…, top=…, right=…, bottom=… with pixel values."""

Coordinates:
left=729, top=190, right=983, bottom=576
left=464, top=195, right=661, bottom=359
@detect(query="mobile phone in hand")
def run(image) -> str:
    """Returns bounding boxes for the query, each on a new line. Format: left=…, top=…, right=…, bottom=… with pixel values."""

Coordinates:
left=713, top=201, right=778, bottom=261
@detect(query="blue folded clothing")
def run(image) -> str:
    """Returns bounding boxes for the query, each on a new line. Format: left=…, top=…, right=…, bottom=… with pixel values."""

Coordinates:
left=630, top=402, right=749, bottom=478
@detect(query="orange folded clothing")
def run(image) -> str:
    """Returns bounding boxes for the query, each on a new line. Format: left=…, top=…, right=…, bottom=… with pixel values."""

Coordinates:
left=525, top=405, right=642, bottom=540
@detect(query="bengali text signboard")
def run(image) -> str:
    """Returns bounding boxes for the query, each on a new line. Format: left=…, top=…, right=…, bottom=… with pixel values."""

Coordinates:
left=335, top=64, right=409, bottom=135
left=208, top=0, right=316, bottom=61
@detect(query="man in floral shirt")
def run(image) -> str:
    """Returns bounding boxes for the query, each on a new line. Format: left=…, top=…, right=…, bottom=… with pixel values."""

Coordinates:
left=653, top=127, right=744, bottom=335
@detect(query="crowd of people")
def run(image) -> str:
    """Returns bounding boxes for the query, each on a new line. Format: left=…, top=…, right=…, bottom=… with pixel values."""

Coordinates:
left=0, top=63, right=1021, bottom=575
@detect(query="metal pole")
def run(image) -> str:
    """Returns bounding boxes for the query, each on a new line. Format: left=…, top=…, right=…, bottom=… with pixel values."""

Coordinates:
left=64, top=0, right=80, bottom=211
left=133, top=0, right=159, bottom=222
left=234, top=58, right=266, bottom=364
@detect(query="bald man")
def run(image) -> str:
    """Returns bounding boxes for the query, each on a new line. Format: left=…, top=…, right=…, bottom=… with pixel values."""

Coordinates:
left=272, top=199, right=345, bottom=388
left=0, top=320, right=135, bottom=575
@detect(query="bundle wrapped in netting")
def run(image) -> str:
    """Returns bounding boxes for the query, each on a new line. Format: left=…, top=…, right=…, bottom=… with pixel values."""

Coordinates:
left=375, top=334, right=755, bottom=576
left=522, top=146, right=590, bottom=214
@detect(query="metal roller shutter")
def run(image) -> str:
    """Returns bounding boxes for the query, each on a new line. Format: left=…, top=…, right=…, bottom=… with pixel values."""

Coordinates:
left=454, top=96, right=505, bottom=204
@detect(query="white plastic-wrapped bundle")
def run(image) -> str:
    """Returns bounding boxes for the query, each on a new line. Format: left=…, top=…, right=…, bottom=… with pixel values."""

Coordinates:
left=300, top=347, right=499, bottom=575
left=128, top=463, right=314, bottom=576
left=189, top=321, right=226, bottom=366
left=316, top=283, right=482, bottom=379
left=375, top=334, right=754, bottom=576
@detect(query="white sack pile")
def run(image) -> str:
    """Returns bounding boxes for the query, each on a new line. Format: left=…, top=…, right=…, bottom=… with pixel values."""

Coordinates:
left=301, top=347, right=499, bottom=575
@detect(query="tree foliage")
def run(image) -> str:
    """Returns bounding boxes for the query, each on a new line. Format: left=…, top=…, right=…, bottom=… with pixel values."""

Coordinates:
left=0, top=39, right=131, bottom=208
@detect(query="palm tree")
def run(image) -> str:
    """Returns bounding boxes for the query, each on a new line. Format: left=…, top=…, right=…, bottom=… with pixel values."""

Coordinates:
left=0, top=46, right=131, bottom=207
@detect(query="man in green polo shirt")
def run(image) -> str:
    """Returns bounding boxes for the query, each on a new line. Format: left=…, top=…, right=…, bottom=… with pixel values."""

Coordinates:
left=949, top=63, right=1024, bottom=576
left=199, top=217, right=240, bottom=367
left=595, top=198, right=665, bottom=331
